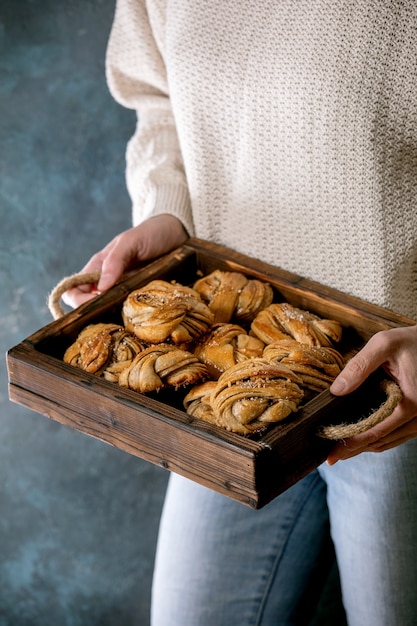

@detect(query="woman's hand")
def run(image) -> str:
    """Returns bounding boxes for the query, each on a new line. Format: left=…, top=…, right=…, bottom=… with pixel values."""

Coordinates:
left=327, top=324, right=417, bottom=464
left=62, top=214, right=188, bottom=309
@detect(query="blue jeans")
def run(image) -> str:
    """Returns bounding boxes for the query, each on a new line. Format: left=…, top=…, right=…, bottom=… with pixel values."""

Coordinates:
left=151, top=439, right=417, bottom=626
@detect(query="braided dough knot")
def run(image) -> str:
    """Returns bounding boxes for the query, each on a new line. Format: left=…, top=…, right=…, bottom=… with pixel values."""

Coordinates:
left=193, top=270, right=274, bottom=323
left=194, top=323, right=265, bottom=378
left=251, top=302, right=342, bottom=347
left=122, top=280, right=214, bottom=344
left=209, top=358, right=304, bottom=434
left=102, top=330, right=148, bottom=382
left=63, top=323, right=125, bottom=373
left=118, top=344, right=209, bottom=393
left=263, top=339, right=345, bottom=392
left=183, top=381, right=218, bottom=424
left=63, top=323, right=147, bottom=381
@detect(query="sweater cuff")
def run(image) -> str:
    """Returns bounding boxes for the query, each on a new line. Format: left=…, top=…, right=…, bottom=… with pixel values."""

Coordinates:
left=132, top=182, right=195, bottom=236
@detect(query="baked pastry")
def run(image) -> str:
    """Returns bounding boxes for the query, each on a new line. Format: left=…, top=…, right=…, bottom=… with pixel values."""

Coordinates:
left=263, top=339, right=345, bottom=392
left=209, top=358, right=304, bottom=434
left=251, top=302, right=342, bottom=347
left=118, top=343, right=209, bottom=393
left=122, top=280, right=214, bottom=344
left=193, top=269, right=274, bottom=323
left=102, top=330, right=148, bottom=382
left=63, top=323, right=125, bottom=374
left=64, top=323, right=146, bottom=380
left=183, top=381, right=218, bottom=424
left=194, top=323, right=265, bottom=378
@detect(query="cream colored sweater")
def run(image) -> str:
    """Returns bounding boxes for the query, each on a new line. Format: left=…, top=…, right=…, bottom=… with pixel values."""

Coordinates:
left=106, top=0, right=417, bottom=319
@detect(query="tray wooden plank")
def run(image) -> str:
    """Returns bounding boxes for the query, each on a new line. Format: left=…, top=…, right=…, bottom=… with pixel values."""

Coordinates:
left=8, top=342, right=268, bottom=507
left=7, top=238, right=416, bottom=508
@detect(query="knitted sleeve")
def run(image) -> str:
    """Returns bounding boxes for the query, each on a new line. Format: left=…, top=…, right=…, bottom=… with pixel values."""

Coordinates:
left=105, top=0, right=193, bottom=232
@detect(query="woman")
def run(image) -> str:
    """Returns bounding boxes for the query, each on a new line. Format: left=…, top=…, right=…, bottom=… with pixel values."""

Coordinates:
left=65, top=1, right=417, bottom=624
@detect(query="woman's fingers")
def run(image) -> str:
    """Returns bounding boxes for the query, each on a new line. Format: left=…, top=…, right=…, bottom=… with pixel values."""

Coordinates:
left=60, top=215, right=188, bottom=309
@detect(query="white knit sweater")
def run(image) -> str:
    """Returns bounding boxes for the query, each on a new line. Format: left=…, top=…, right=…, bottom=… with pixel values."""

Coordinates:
left=106, top=0, right=417, bottom=319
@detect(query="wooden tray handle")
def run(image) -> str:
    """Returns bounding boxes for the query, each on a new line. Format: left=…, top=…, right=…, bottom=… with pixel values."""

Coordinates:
left=48, top=271, right=101, bottom=320
left=317, top=379, right=402, bottom=440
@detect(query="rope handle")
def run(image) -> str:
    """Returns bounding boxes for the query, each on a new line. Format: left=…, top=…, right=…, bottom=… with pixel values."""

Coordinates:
left=48, top=271, right=101, bottom=320
left=317, top=378, right=402, bottom=440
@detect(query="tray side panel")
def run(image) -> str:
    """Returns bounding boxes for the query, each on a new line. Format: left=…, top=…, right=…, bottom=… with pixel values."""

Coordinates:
left=8, top=345, right=267, bottom=508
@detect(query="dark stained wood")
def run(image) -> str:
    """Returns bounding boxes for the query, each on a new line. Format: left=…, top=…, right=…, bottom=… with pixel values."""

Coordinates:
left=7, top=238, right=416, bottom=508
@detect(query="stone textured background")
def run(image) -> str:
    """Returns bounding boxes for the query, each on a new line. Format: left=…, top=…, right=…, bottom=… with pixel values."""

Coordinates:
left=1, top=2, right=169, bottom=624
left=0, top=1, right=346, bottom=624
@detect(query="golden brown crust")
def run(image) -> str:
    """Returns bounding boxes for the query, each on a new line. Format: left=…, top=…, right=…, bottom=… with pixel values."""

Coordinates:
left=101, top=329, right=147, bottom=382
left=122, top=280, right=214, bottom=344
left=63, top=323, right=147, bottom=381
left=251, top=302, right=342, bottom=347
left=193, top=270, right=273, bottom=324
left=194, top=323, right=264, bottom=379
left=183, top=381, right=218, bottom=424
left=263, top=339, right=345, bottom=392
left=63, top=323, right=125, bottom=373
left=209, top=358, right=304, bottom=434
left=118, top=343, right=209, bottom=393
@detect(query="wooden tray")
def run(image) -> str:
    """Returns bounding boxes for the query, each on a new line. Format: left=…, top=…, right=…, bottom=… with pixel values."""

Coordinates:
left=7, top=239, right=415, bottom=509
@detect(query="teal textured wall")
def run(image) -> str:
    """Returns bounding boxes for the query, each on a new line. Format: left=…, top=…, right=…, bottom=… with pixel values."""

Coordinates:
left=1, top=2, right=168, bottom=624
